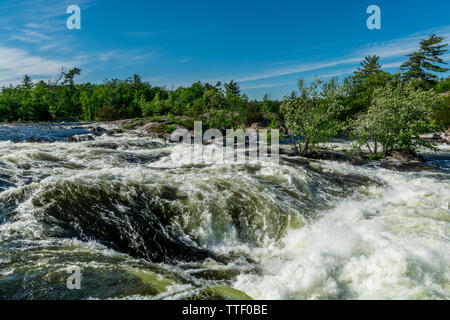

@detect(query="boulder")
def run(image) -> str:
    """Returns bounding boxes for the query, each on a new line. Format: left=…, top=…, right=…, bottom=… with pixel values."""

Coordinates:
left=420, top=133, right=441, bottom=139
left=140, top=122, right=162, bottom=131
left=191, top=285, right=252, bottom=300
left=440, top=129, right=450, bottom=144
left=381, top=149, right=435, bottom=172
left=20, top=137, right=54, bottom=143
left=91, top=126, right=106, bottom=132
left=249, top=123, right=266, bottom=131
left=67, top=134, right=95, bottom=142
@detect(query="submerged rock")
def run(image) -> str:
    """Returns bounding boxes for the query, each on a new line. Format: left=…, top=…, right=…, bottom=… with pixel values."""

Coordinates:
left=192, top=286, right=252, bottom=300
left=90, top=142, right=119, bottom=150
left=67, top=134, right=95, bottom=142
left=31, top=181, right=217, bottom=264
left=129, top=270, right=176, bottom=295
left=18, top=137, right=55, bottom=143
left=91, top=126, right=106, bottom=132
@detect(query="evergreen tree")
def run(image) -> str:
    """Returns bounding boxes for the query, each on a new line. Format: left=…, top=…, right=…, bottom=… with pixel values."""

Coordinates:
left=224, top=80, right=240, bottom=97
left=21, top=75, right=34, bottom=89
left=347, top=55, right=392, bottom=115
left=354, top=55, right=382, bottom=80
left=400, top=34, right=449, bottom=83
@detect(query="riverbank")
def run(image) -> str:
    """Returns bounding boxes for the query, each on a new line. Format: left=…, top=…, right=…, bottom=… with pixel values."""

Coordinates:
left=3, top=119, right=449, bottom=173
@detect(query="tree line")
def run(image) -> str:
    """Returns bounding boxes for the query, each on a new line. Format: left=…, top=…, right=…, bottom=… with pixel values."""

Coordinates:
left=0, top=69, right=280, bottom=126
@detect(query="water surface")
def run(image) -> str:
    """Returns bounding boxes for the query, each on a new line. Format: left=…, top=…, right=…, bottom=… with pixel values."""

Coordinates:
left=0, top=124, right=449, bottom=300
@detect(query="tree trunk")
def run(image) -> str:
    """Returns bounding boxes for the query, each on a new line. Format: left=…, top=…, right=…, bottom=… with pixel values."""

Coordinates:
left=366, top=142, right=373, bottom=154
left=302, top=139, right=310, bottom=155
left=290, top=135, right=300, bottom=155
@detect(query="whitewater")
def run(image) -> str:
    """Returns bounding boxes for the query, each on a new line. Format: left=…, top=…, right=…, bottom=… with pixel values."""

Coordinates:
left=0, top=124, right=449, bottom=300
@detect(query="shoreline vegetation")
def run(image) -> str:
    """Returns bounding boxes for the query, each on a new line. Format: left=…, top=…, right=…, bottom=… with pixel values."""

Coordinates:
left=1, top=34, right=450, bottom=171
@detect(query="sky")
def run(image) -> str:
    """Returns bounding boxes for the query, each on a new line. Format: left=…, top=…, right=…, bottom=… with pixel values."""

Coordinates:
left=0, top=0, right=449, bottom=99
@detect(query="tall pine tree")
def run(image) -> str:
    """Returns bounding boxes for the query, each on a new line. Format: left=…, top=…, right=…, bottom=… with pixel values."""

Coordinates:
left=347, top=55, right=391, bottom=115
left=400, top=34, right=449, bottom=84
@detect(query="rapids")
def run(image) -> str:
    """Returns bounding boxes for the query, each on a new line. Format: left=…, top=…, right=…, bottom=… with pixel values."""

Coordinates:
left=0, top=124, right=449, bottom=300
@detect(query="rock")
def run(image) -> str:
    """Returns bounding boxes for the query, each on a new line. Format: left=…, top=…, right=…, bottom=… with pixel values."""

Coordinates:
left=390, top=149, right=424, bottom=162
left=381, top=159, right=436, bottom=172
left=192, top=286, right=252, bottom=300
left=440, top=129, right=450, bottom=144
left=109, top=129, right=123, bottom=134
left=129, top=270, right=176, bottom=295
left=19, top=137, right=54, bottom=143
left=420, top=130, right=450, bottom=144
left=249, top=123, right=266, bottom=131
left=304, top=149, right=348, bottom=161
left=67, top=134, right=95, bottom=142
left=91, top=126, right=106, bottom=132
left=90, top=143, right=119, bottom=150
left=420, top=133, right=441, bottom=140
left=380, top=149, right=436, bottom=172
left=140, top=122, right=162, bottom=131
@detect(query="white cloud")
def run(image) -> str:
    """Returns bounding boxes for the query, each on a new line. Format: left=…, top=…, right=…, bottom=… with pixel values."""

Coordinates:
left=236, top=57, right=362, bottom=82
left=241, top=81, right=294, bottom=90
left=0, top=46, right=81, bottom=86
left=10, top=28, right=51, bottom=43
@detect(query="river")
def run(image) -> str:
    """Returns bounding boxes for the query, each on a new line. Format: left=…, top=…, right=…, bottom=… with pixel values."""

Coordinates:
left=0, top=123, right=449, bottom=299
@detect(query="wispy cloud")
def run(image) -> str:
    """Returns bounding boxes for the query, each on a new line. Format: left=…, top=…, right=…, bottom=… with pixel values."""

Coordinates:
left=236, top=25, right=450, bottom=83
left=177, top=58, right=193, bottom=64
left=10, top=29, right=51, bottom=43
left=241, top=81, right=301, bottom=90
left=236, top=57, right=362, bottom=82
left=0, top=46, right=81, bottom=86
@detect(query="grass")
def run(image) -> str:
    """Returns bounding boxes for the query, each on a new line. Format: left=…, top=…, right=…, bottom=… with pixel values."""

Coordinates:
left=368, top=152, right=384, bottom=160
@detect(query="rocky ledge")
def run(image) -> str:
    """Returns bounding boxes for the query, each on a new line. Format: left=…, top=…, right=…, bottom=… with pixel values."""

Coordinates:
left=65, top=120, right=448, bottom=172
left=380, top=149, right=437, bottom=172
left=420, top=128, right=450, bottom=145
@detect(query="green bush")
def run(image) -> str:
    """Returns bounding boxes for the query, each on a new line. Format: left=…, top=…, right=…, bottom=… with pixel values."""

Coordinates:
left=280, top=78, right=345, bottom=154
left=352, top=81, right=439, bottom=155
left=368, top=153, right=384, bottom=160
left=164, top=124, right=177, bottom=133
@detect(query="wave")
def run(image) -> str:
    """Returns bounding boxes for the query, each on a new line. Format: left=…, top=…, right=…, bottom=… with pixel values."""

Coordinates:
left=0, top=131, right=449, bottom=299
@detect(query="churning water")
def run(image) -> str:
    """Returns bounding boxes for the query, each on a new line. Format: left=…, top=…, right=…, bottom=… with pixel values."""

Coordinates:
left=0, top=124, right=449, bottom=300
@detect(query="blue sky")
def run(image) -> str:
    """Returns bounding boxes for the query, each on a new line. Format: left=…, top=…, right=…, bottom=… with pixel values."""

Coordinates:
left=0, top=0, right=449, bottom=99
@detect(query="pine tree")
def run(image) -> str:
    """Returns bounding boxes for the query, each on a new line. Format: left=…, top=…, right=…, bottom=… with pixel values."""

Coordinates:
left=400, top=34, right=448, bottom=83
left=21, top=75, right=33, bottom=89
left=349, top=55, right=391, bottom=114
left=224, top=80, right=240, bottom=97
left=354, top=55, right=382, bottom=79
